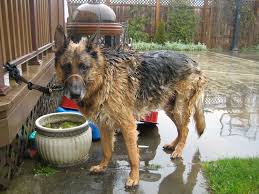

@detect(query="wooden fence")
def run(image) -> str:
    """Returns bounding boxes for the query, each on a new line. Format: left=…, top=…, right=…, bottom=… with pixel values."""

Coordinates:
left=0, top=0, right=65, bottom=95
left=67, top=0, right=259, bottom=49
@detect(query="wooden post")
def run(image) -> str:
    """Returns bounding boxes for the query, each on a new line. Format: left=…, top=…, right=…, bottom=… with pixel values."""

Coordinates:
left=201, top=0, right=209, bottom=44
left=0, top=2, right=9, bottom=95
left=29, top=0, right=40, bottom=65
left=155, top=0, right=161, bottom=31
left=58, top=0, right=65, bottom=26
left=0, top=40, right=9, bottom=95
left=48, top=0, right=52, bottom=42
left=0, top=50, right=10, bottom=95
left=30, top=0, right=38, bottom=51
left=256, top=0, right=259, bottom=16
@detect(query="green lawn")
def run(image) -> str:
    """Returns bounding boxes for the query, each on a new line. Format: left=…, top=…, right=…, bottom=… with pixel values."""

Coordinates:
left=132, top=41, right=207, bottom=51
left=241, top=44, right=259, bottom=52
left=203, top=158, right=259, bottom=194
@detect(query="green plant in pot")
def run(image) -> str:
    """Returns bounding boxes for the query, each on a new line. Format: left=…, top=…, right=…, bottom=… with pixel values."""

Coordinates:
left=35, top=112, right=92, bottom=167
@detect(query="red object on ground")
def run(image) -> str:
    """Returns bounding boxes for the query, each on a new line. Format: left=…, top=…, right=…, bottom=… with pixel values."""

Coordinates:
left=60, top=96, right=79, bottom=110
left=27, top=148, right=37, bottom=158
left=141, top=111, right=158, bottom=124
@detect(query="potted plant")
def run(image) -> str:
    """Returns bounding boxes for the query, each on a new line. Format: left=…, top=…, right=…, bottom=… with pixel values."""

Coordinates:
left=35, top=112, right=92, bottom=167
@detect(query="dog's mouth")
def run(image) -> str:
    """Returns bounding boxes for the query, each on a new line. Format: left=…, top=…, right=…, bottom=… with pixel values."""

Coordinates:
left=68, top=90, right=85, bottom=101
left=64, top=74, right=86, bottom=102
left=66, top=86, right=86, bottom=102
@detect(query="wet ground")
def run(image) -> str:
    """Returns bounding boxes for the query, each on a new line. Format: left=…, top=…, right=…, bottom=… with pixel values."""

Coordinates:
left=223, top=51, right=259, bottom=61
left=3, top=51, right=259, bottom=194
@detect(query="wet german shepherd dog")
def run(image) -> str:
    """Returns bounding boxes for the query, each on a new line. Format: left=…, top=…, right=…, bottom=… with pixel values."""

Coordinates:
left=54, top=25, right=207, bottom=188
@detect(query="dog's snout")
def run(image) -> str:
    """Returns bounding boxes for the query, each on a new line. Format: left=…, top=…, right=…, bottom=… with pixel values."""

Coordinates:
left=65, top=75, right=86, bottom=100
left=70, top=91, right=81, bottom=99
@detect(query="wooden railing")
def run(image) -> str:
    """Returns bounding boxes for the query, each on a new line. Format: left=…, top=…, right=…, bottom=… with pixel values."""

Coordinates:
left=0, top=0, right=65, bottom=95
left=0, top=0, right=65, bottom=147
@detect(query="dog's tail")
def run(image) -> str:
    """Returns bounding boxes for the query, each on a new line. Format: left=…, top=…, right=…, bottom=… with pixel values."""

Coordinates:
left=191, top=73, right=207, bottom=137
left=194, top=93, right=206, bottom=136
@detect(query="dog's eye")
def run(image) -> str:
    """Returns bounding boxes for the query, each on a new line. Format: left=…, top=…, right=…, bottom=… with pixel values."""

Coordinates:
left=61, top=63, right=72, bottom=77
left=79, top=63, right=89, bottom=72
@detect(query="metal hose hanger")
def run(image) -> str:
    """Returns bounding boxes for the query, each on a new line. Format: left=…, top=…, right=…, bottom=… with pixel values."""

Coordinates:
left=4, top=63, right=64, bottom=95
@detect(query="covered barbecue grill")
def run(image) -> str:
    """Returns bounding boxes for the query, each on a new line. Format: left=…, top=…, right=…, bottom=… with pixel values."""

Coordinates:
left=67, top=2, right=123, bottom=47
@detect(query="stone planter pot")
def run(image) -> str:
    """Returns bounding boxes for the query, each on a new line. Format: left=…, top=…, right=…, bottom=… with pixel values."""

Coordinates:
left=35, top=112, right=92, bottom=167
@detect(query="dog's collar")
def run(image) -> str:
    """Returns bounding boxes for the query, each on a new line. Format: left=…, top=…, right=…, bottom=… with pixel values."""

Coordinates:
left=64, top=74, right=86, bottom=86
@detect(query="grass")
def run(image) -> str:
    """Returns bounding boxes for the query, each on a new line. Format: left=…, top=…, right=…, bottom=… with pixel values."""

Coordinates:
left=132, top=41, right=207, bottom=51
left=33, top=164, right=58, bottom=176
left=203, top=158, right=259, bottom=194
left=146, top=163, right=162, bottom=170
left=240, top=44, right=259, bottom=52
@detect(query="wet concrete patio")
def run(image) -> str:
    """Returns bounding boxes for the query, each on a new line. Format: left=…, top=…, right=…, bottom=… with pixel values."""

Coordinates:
left=3, top=51, right=259, bottom=194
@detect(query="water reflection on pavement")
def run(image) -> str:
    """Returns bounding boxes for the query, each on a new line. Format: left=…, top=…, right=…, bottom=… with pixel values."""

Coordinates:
left=4, top=52, right=259, bottom=194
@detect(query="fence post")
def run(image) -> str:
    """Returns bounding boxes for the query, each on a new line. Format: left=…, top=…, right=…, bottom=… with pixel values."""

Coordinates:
left=155, top=0, right=161, bottom=31
left=256, top=0, right=259, bottom=15
left=0, top=4, right=9, bottom=95
left=29, top=0, right=40, bottom=65
left=30, top=0, right=38, bottom=51
left=231, top=0, right=241, bottom=51
left=48, top=0, right=52, bottom=42
left=59, top=0, right=65, bottom=27
left=0, top=48, right=9, bottom=95
left=201, top=0, right=209, bottom=44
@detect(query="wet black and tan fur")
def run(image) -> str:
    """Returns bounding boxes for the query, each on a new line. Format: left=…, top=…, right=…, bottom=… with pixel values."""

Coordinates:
left=54, top=25, right=207, bottom=188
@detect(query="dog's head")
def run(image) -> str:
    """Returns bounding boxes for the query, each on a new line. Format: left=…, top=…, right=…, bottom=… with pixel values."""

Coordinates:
left=54, top=25, right=103, bottom=102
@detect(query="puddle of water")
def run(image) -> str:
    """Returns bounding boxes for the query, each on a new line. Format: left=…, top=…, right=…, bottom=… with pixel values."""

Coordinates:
left=4, top=52, right=259, bottom=194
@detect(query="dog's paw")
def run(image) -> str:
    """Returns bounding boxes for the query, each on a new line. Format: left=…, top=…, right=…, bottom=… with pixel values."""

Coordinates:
left=125, top=177, right=139, bottom=189
left=163, top=144, right=175, bottom=150
left=89, top=165, right=106, bottom=174
left=170, top=149, right=183, bottom=159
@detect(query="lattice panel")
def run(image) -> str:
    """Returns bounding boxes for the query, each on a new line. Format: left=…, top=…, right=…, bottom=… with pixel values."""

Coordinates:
left=241, top=0, right=257, bottom=10
left=0, top=75, right=63, bottom=190
left=204, top=94, right=227, bottom=107
left=111, top=0, right=156, bottom=5
left=22, top=75, right=64, bottom=133
left=67, top=0, right=258, bottom=7
left=67, top=0, right=212, bottom=7
left=242, top=0, right=256, bottom=6
left=67, top=0, right=106, bottom=4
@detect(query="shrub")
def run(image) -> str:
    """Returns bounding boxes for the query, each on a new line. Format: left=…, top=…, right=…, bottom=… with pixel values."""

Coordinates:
left=167, top=4, right=199, bottom=43
left=154, top=21, right=167, bottom=45
left=240, top=6, right=256, bottom=36
left=128, top=6, right=151, bottom=42
left=128, top=17, right=149, bottom=42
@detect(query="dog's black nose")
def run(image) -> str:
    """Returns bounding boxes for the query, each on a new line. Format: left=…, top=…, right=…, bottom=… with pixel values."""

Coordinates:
left=65, top=75, right=86, bottom=100
left=70, top=92, right=81, bottom=99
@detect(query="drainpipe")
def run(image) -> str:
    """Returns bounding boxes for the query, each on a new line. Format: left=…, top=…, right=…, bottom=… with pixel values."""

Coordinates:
left=231, top=0, right=241, bottom=52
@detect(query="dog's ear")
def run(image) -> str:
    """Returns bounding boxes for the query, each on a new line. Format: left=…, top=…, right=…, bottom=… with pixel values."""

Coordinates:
left=54, top=25, right=68, bottom=53
left=88, top=33, right=98, bottom=45
left=85, top=33, right=99, bottom=58
left=86, top=33, right=98, bottom=49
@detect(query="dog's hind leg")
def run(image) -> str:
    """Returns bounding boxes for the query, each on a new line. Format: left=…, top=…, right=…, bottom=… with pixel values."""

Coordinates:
left=163, top=111, right=180, bottom=151
left=164, top=93, right=191, bottom=159
left=119, top=114, right=139, bottom=188
left=90, top=125, right=114, bottom=174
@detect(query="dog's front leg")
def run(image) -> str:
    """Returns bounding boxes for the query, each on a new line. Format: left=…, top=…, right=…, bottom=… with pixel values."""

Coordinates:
left=120, top=117, right=139, bottom=188
left=90, top=125, right=114, bottom=174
